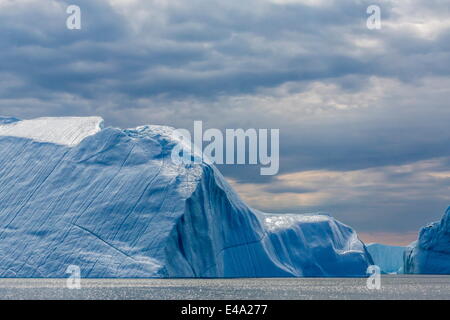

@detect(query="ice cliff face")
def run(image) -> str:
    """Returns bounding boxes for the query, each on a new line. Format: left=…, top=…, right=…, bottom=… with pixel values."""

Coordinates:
left=0, top=116, right=373, bottom=277
left=404, top=207, right=450, bottom=274
left=366, top=243, right=405, bottom=274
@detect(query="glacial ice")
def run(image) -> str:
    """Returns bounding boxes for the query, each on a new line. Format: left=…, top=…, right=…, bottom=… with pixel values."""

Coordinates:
left=0, top=116, right=373, bottom=277
left=0, top=116, right=103, bottom=146
left=366, top=243, right=405, bottom=274
left=404, top=207, right=450, bottom=274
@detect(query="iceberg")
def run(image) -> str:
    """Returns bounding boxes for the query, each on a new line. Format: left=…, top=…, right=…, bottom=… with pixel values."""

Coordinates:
left=366, top=243, right=405, bottom=274
left=0, top=116, right=373, bottom=277
left=404, top=207, right=450, bottom=274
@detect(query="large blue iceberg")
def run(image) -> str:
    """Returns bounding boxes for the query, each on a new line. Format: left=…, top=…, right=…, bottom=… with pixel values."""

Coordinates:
left=366, top=243, right=405, bottom=274
left=0, top=116, right=373, bottom=277
left=404, top=207, right=450, bottom=274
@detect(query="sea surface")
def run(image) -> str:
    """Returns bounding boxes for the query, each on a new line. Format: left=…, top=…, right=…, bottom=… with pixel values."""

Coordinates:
left=0, top=276, right=449, bottom=300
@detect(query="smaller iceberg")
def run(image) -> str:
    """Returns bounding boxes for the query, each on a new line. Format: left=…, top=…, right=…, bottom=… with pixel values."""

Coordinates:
left=366, top=243, right=405, bottom=274
left=404, top=207, right=450, bottom=274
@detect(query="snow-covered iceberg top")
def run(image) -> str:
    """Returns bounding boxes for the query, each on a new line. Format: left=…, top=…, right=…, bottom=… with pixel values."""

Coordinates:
left=0, top=116, right=373, bottom=278
left=0, top=116, right=103, bottom=147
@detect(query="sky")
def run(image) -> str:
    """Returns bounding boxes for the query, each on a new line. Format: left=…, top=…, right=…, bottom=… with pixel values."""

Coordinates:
left=1, top=0, right=449, bottom=245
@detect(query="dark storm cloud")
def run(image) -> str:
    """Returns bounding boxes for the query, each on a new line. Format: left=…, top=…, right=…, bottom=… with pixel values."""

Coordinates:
left=0, top=0, right=448, bottom=101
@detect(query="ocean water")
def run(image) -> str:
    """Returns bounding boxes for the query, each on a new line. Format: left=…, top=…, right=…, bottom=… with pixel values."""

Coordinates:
left=0, top=276, right=448, bottom=300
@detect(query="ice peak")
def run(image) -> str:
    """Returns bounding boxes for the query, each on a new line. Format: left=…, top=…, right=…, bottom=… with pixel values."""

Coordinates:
left=0, top=116, right=104, bottom=147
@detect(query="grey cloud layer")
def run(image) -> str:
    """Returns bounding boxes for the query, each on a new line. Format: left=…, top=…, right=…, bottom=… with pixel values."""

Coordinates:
left=2, top=0, right=449, bottom=101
